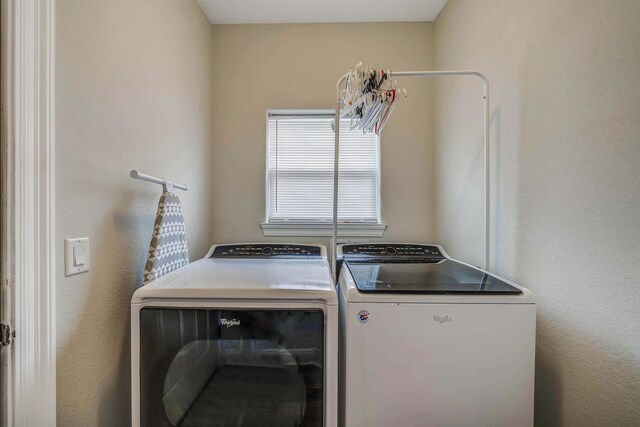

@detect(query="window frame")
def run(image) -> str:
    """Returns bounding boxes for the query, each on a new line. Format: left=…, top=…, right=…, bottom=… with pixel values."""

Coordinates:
left=261, top=109, right=386, bottom=237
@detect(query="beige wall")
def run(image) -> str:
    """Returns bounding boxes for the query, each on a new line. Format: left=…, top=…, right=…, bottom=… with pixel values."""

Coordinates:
left=210, top=23, right=435, bottom=247
left=55, top=1, right=214, bottom=425
left=434, top=1, right=640, bottom=425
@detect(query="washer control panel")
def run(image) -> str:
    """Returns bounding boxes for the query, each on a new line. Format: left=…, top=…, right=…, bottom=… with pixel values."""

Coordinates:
left=341, top=243, right=443, bottom=258
left=211, top=244, right=321, bottom=258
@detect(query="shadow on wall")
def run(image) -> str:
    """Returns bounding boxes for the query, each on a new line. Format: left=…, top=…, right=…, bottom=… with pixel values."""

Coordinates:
left=435, top=101, right=503, bottom=269
left=533, top=316, right=640, bottom=427
left=533, top=319, right=563, bottom=426
left=58, top=189, right=153, bottom=426
left=488, top=108, right=506, bottom=272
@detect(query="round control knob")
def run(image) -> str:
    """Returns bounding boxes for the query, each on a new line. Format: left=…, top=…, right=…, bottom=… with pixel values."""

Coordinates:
left=385, top=247, right=397, bottom=254
left=261, top=247, right=273, bottom=255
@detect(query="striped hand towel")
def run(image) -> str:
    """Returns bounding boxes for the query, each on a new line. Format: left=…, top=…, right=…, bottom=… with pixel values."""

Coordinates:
left=142, top=191, right=189, bottom=285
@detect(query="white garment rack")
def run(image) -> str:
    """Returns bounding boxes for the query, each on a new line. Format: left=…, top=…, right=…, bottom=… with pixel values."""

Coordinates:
left=332, top=70, right=490, bottom=275
left=130, top=169, right=189, bottom=192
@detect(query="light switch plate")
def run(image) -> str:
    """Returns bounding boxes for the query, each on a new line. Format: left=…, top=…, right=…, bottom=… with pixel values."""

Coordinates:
left=65, top=237, right=90, bottom=276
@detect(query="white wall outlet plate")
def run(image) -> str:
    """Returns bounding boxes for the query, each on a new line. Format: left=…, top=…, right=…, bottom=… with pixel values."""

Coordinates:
left=65, top=237, right=90, bottom=276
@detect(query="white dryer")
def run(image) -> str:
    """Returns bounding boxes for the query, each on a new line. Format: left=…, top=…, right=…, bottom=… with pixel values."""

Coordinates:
left=338, top=243, right=536, bottom=427
left=131, top=243, right=338, bottom=427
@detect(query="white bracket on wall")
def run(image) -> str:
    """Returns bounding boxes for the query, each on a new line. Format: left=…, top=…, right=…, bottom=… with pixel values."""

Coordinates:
left=130, top=169, right=188, bottom=192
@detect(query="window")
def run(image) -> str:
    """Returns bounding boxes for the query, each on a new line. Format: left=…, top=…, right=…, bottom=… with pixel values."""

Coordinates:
left=262, top=111, right=386, bottom=237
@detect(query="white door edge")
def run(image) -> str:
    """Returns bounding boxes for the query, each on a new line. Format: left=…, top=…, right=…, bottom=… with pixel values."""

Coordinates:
left=1, top=0, right=56, bottom=425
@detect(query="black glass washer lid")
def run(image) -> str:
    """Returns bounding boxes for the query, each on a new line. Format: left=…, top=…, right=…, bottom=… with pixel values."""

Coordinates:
left=346, top=259, right=522, bottom=295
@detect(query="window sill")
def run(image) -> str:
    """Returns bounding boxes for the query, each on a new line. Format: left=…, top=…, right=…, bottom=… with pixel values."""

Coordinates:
left=260, top=222, right=387, bottom=237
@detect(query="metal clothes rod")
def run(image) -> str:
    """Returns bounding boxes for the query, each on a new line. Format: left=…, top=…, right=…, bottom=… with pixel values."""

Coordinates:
left=332, top=70, right=490, bottom=277
left=130, top=169, right=189, bottom=192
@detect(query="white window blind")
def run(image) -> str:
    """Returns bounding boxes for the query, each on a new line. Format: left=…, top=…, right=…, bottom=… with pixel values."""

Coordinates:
left=267, top=112, right=380, bottom=223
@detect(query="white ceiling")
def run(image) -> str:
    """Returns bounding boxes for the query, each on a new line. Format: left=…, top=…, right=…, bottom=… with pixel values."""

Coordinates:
left=198, top=0, right=448, bottom=25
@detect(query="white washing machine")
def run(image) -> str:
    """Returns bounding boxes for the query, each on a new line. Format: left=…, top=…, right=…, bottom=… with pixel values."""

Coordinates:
left=338, top=243, right=536, bottom=427
left=131, top=243, right=338, bottom=427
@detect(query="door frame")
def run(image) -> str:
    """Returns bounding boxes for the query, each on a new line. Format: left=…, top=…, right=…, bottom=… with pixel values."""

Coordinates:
left=1, top=0, right=56, bottom=425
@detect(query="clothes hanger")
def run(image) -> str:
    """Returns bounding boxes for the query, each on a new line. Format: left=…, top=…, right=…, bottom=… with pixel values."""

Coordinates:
left=339, top=63, right=406, bottom=135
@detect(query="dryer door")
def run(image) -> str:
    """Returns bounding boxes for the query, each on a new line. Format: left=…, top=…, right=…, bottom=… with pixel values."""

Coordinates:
left=138, top=308, right=325, bottom=427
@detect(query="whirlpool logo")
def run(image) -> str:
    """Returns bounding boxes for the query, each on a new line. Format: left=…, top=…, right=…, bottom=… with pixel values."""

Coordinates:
left=220, top=318, right=241, bottom=327
left=433, top=315, right=453, bottom=324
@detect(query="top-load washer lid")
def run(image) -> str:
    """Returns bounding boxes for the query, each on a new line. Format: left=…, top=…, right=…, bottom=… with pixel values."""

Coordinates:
left=341, top=243, right=522, bottom=295
left=131, top=243, right=337, bottom=304
left=345, top=260, right=522, bottom=294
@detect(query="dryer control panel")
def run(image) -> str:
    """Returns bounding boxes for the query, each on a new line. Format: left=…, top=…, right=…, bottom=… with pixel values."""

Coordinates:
left=211, top=244, right=321, bottom=258
left=341, top=243, right=443, bottom=259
